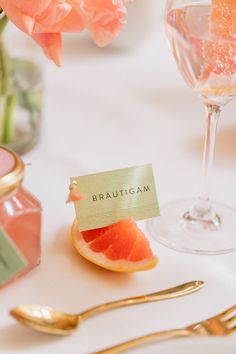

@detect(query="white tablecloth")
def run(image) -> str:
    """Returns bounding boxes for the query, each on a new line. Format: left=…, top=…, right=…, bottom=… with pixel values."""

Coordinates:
left=1, top=1, right=236, bottom=353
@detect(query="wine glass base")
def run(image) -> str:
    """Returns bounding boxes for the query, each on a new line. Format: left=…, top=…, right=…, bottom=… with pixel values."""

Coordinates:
left=147, top=198, right=236, bottom=255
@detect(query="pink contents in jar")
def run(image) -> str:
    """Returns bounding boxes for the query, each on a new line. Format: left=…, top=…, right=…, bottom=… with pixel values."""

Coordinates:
left=0, top=147, right=41, bottom=288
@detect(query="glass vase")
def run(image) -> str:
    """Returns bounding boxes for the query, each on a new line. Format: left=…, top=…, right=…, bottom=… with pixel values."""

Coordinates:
left=0, top=18, right=43, bottom=155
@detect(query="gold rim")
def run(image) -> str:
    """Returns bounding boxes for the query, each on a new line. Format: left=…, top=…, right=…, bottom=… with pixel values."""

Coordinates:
left=0, top=146, right=25, bottom=197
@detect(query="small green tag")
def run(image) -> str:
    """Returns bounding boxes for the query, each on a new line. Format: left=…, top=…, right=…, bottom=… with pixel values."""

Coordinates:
left=0, top=227, right=28, bottom=286
left=71, top=164, right=160, bottom=231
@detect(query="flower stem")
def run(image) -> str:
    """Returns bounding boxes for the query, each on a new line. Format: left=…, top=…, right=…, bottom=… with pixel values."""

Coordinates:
left=0, top=15, right=8, bottom=36
left=0, top=35, right=9, bottom=142
left=3, top=95, right=16, bottom=143
left=0, top=96, right=6, bottom=141
left=0, top=15, right=16, bottom=145
left=0, top=38, right=9, bottom=96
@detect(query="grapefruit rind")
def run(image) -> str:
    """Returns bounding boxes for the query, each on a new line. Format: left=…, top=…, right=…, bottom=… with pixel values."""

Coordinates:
left=71, top=221, right=158, bottom=273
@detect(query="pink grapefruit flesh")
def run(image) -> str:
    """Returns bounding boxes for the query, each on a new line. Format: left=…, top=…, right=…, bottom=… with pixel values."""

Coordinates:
left=71, top=219, right=158, bottom=272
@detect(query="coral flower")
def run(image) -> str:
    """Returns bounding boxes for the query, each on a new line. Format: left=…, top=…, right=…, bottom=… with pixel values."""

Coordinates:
left=0, top=0, right=130, bottom=65
left=80, top=0, right=128, bottom=47
left=0, top=0, right=84, bottom=66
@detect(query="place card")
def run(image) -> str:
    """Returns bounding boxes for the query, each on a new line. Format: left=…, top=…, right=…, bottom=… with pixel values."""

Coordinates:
left=70, top=164, right=160, bottom=231
left=0, top=227, right=28, bottom=286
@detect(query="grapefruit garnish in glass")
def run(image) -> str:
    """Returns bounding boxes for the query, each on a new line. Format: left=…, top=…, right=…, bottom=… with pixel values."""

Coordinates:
left=71, top=219, right=158, bottom=272
left=211, top=0, right=236, bottom=40
left=200, top=0, right=236, bottom=84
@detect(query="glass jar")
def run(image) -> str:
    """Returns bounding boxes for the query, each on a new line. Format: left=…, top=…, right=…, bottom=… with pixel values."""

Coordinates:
left=0, top=146, right=41, bottom=288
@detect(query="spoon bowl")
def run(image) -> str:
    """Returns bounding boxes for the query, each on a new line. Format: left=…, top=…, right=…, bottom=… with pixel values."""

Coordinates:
left=10, top=305, right=79, bottom=335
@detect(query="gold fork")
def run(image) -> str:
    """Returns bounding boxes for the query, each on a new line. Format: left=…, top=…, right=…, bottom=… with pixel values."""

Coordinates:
left=94, top=305, right=236, bottom=354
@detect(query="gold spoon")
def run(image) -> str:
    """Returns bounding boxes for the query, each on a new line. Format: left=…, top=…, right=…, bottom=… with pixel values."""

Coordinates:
left=10, top=280, right=204, bottom=335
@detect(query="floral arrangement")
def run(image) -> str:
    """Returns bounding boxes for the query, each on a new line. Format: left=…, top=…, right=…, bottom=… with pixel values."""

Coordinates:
left=0, top=0, right=132, bottom=147
left=0, top=0, right=132, bottom=66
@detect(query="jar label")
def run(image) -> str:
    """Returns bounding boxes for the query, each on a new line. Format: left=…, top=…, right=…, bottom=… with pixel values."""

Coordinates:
left=0, top=227, right=28, bottom=286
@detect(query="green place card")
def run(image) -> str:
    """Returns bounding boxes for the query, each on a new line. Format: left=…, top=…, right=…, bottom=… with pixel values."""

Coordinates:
left=0, top=227, right=28, bottom=285
left=71, top=164, right=160, bottom=231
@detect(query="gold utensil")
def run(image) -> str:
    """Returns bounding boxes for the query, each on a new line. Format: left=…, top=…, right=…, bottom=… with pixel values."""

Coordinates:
left=94, top=304, right=236, bottom=354
left=10, top=280, right=203, bottom=335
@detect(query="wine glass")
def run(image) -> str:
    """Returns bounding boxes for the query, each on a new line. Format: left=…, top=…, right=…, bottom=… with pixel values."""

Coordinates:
left=147, top=0, right=236, bottom=254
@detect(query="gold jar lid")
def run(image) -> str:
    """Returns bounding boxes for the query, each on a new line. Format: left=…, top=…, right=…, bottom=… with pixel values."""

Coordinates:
left=0, top=146, right=25, bottom=197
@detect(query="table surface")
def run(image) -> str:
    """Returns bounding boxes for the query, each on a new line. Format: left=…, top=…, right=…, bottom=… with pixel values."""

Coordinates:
left=1, top=1, right=236, bottom=353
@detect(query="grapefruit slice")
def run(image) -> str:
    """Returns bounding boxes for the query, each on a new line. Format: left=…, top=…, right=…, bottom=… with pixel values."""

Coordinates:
left=71, top=219, right=158, bottom=272
left=211, top=0, right=236, bottom=40
left=201, top=0, right=236, bottom=81
left=201, top=40, right=236, bottom=79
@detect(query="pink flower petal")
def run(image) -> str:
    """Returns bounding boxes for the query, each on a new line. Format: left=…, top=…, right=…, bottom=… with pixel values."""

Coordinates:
left=9, top=0, right=51, bottom=17
left=34, top=4, right=84, bottom=33
left=80, top=0, right=127, bottom=46
left=80, top=0, right=127, bottom=23
left=32, top=33, right=62, bottom=66
left=0, top=0, right=35, bottom=34
left=89, top=20, right=123, bottom=47
left=37, top=2, right=72, bottom=26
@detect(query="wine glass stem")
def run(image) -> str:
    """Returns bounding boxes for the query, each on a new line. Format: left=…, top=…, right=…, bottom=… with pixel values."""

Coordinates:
left=184, top=104, right=221, bottom=226
left=200, top=104, right=220, bottom=203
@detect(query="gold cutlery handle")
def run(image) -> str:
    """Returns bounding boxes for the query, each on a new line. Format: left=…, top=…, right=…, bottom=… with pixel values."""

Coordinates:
left=94, top=329, right=193, bottom=354
left=79, top=281, right=203, bottom=320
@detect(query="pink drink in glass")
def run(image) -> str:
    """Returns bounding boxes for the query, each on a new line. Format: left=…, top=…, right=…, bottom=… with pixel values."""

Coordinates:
left=166, top=3, right=236, bottom=104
